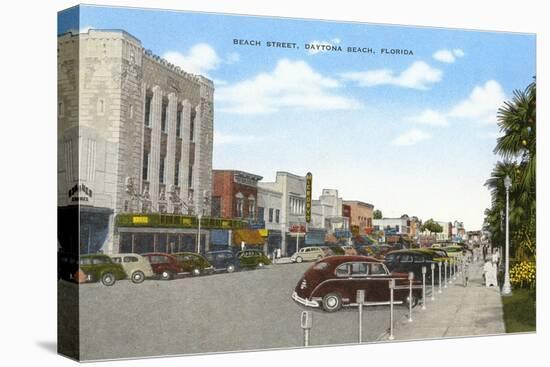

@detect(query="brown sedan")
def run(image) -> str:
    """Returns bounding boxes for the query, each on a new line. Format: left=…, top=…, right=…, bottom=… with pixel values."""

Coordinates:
left=292, top=255, right=421, bottom=312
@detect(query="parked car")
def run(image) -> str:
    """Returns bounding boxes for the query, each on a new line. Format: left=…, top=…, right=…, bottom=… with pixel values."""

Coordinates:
left=341, top=245, right=358, bottom=256
left=58, top=251, right=79, bottom=282
left=384, top=250, right=442, bottom=284
left=173, top=252, right=214, bottom=276
left=319, top=246, right=334, bottom=257
left=141, top=252, right=184, bottom=280
left=79, top=254, right=127, bottom=286
left=109, top=253, right=154, bottom=283
left=205, top=250, right=240, bottom=273
left=237, top=250, right=272, bottom=269
left=290, top=246, right=325, bottom=263
left=329, top=246, right=346, bottom=255
left=292, top=255, right=421, bottom=312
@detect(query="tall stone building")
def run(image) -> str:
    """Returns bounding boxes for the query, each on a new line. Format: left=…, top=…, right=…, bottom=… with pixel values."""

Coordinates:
left=58, top=29, right=214, bottom=254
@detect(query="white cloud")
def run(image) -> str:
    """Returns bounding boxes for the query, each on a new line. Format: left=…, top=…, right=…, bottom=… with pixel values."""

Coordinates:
left=408, top=109, right=449, bottom=126
left=163, top=43, right=221, bottom=76
left=448, top=80, right=506, bottom=124
left=392, top=129, right=432, bottom=146
left=306, top=38, right=341, bottom=55
left=214, top=131, right=263, bottom=145
left=433, top=48, right=465, bottom=63
left=226, top=52, right=240, bottom=64
left=217, top=58, right=361, bottom=115
left=341, top=61, right=442, bottom=90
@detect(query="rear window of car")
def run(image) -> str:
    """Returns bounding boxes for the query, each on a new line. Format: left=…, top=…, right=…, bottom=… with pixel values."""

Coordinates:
left=92, top=257, right=110, bottom=265
left=335, top=263, right=350, bottom=277
left=111, top=257, right=122, bottom=263
left=313, top=262, right=328, bottom=271
left=370, top=263, right=387, bottom=275
left=413, top=254, right=425, bottom=263
left=79, top=258, right=92, bottom=265
left=400, top=254, right=413, bottom=263
left=124, top=256, right=139, bottom=263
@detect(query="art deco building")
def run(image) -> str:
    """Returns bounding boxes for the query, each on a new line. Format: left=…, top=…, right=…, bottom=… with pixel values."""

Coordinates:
left=58, top=29, right=214, bottom=254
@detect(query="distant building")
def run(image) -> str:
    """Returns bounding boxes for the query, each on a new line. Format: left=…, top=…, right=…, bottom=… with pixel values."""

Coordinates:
left=373, top=215, right=411, bottom=236
left=343, top=200, right=374, bottom=235
left=311, top=189, right=350, bottom=240
left=211, top=170, right=262, bottom=220
left=258, top=172, right=307, bottom=256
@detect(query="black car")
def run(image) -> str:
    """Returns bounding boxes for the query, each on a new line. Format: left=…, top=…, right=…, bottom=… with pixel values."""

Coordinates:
left=58, top=251, right=79, bottom=282
left=384, top=250, right=442, bottom=284
left=205, top=250, right=240, bottom=273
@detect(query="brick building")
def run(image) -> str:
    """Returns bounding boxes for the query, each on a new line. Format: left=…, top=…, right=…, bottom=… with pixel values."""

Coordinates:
left=343, top=200, right=374, bottom=235
left=211, top=170, right=263, bottom=219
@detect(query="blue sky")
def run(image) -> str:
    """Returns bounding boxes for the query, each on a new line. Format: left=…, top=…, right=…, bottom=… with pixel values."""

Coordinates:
left=59, top=5, right=536, bottom=230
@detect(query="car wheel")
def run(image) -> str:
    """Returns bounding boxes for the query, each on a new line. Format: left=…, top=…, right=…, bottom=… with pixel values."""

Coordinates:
left=257, top=262, right=265, bottom=269
left=131, top=270, right=145, bottom=284
left=101, top=272, right=116, bottom=286
left=322, top=293, right=342, bottom=312
left=227, top=264, right=235, bottom=273
left=296, top=256, right=303, bottom=263
left=192, top=268, right=201, bottom=276
left=161, top=270, right=173, bottom=280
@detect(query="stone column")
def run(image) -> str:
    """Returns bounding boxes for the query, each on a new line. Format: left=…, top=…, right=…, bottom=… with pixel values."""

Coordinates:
left=149, top=86, right=162, bottom=209
left=179, top=100, right=192, bottom=208
left=193, top=104, right=202, bottom=215
left=165, top=93, right=177, bottom=212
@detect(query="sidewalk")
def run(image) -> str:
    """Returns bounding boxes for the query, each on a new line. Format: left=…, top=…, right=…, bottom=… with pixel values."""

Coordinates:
left=377, top=260, right=506, bottom=341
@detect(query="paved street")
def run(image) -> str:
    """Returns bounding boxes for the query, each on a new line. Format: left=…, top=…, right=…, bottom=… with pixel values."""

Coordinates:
left=66, top=262, right=408, bottom=360
left=58, top=258, right=506, bottom=361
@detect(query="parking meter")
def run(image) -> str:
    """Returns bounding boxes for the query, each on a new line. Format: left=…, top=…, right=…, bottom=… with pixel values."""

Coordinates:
left=431, top=263, right=436, bottom=300
left=300, top=310, right=312, bottom=329
left=408, top=272, right=414, bottom=322
left=388, top=279, right=395, bottom=340
left=301, top=310, right=312, bottom=347
left=421, top=266, right=427, bottom=310
left=357, top=290, right=365, bottom=343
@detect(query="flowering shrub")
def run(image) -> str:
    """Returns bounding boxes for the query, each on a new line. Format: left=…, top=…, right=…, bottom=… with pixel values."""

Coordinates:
left=510, top=261, right=536, bottom=289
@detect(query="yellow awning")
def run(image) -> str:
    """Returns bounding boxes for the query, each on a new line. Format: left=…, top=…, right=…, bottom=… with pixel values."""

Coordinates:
left=233, top=229, right=265, bottom=246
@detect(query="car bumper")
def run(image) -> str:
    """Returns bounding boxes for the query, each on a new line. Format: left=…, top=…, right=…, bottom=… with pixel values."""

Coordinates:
left=292, top=291, right=320, bottom=308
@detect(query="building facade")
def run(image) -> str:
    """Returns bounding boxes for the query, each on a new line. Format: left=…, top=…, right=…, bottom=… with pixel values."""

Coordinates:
left=58, top=29, right=214, bottom=254
left=311, top=189, right=350, bottom=240
left=373, top=216, right=411, bottom=236
left=258, top=172, right=307, bottom=256
left=343, top=200, right=374, bottom=235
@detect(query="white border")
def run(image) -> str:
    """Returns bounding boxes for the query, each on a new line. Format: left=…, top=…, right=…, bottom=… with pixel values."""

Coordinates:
left=1, top=1, right=546, bottom=367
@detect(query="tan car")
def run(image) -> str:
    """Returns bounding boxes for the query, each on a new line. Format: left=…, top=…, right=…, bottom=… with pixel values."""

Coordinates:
left=109, top=253, right=154, bottom=283
left=341, top=245, right=358, bottom=256
left=290, top=246, right=325, bottom=263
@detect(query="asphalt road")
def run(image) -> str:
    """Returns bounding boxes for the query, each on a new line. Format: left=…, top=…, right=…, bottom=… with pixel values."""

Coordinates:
left=61, top=262, right=410, bottom=360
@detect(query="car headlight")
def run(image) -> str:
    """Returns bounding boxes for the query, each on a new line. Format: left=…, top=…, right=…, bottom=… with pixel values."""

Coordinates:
left=300, top=279, right=307, bottom=289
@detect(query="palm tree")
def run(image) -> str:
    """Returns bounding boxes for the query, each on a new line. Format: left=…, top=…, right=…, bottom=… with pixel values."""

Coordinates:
left=494, top=79, right=536, bottom=192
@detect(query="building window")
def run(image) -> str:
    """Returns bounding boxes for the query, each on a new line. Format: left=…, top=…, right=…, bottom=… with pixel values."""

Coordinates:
left=144, top=93, right=152, bottom=126
left=235, top=193, right=244, bottom=218
left=159, top=156, right=165, bottom=184
left=174, top=161, right=180, bottom=186
left=268, top=208, right=274, bottom=223
left=176, top=106, right=182, bottom=137
left=129, top=104, right=134, bottom=119
left=395, top=225, right=400, bottom=232
left=190, top=109, right=196, bottom=141
left=58, top=101, right=64, bottom=118
left=142, top=151, right=149, bottom=181
left=161, top=99, right=168, bottom=132
left=97, top=99, right=105, bottom=115
left=258, top=207, right=265, bottom=221
left=188, top=165, right=193, bottom=188
left=275, top=209, right=280, bottom=224
left=248, top=197, right=256, bottom=219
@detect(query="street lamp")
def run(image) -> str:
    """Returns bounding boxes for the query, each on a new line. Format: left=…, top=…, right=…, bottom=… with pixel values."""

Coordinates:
left=197, top=212, right=202, bottom=254
left=502, top=175, right=512, bottom=295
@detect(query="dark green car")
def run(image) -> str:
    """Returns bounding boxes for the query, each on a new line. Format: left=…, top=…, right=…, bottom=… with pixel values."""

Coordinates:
left=237, top=250, right=271, bottom=269
left=79, top=254, right=127, bottom=286
left=173, top=252, right=214, bottom=276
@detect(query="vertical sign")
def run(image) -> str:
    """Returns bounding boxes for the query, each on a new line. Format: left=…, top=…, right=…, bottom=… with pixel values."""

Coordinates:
left=305, top=172, right=312, bottom=223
